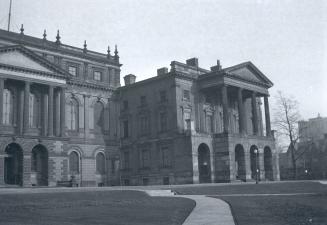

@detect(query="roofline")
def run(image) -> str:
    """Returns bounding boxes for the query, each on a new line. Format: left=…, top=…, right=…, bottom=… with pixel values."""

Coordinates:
left=0, top=28, right=121, bottom=66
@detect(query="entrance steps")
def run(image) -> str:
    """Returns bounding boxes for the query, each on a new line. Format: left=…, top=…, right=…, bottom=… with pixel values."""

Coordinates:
left=145, top=189, right=176, bottom=197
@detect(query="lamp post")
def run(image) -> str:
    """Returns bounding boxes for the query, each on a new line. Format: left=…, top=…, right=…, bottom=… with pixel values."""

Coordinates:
left=254, top=148, right=259, bottom=184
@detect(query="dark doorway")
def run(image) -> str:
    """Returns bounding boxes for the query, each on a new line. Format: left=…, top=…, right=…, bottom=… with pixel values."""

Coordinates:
left=163, top=177, right=170, bottom=185
left=250, top=145, right=259, bottom=179
left=198, top=143, right=211, bottom=183
left=31, top=145, right=48, bottom=186
left=264, top=146, right=273, bottom=180
left=235, top=144, right=246, bottom=181
left=4, top=143, right=23, bottom=186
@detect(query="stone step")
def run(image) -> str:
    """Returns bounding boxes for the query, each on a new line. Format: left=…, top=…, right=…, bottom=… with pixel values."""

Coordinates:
left=145, top=189, right=176, bottom=196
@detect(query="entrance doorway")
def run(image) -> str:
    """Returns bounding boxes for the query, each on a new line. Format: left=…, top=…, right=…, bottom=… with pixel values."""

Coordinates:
left=264, top=146, right=273, bottom=180
left=235, top=144, right=246, bottom=181
left=198, top=143, right=211, bottom=183
left=4, top=143, right=23, bottom=186
left=31, top=145, right=48, bottom=186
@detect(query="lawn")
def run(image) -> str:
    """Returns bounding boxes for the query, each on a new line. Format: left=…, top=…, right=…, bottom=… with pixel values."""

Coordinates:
left=172, top=181, right=327, bottom=195
left=215, top=194, right=327, bottom=225
left=0, top=190, right=195, bottom=225
left=172, top=181, right=327, bottom=225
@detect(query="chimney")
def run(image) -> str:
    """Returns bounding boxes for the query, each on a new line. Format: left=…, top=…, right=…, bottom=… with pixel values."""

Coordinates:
left=186, top=58, right=198, bottom=67
left=211, top=60, right=222, bottom=72
left=157, top=67, right=168, bottom=76
left=124, top=74, right=136, bottom=86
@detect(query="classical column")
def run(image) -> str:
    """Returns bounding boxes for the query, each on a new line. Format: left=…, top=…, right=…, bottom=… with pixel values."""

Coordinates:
left=221, top=85, right=229, bottom=133
left=0, top=78, right=4, bottom=125
left=23, top=81, right=30, bottom=133
left=48, top=86, right=54, bottom=136
left=19, top=90, right=24, bottom=134
left=264, top=95, right=272, bottom=137
left=60, top=87, right=66, bottom=137
left=251, top=92, right=258, bottom=135
left=55, top=89, right=60, bottom=136
left=42, top=93, right=47, bottom=136
left=237, top=88, right=246, bottom=134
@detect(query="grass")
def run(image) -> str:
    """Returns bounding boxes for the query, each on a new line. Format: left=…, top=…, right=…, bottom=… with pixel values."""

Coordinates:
left=172, top=181, right=327, bottom=195
left=172, top=181, right=327, bottom=225
left=0, top=190, right=195, bottom=225
left=215, top=194, right=327, bottom=225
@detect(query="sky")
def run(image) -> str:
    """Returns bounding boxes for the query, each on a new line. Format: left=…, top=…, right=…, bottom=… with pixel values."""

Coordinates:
left=0, top=0, right=326, bottom=120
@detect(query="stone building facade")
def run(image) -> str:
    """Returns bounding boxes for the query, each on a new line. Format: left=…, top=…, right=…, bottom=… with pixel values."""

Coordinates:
left=0, top=27, right=121, bottom=187
left=118, top=58, right=280, bottom=186
left=0, top=27, right=279, bottom=187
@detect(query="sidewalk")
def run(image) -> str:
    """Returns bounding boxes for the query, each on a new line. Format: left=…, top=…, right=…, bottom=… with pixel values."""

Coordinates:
left=181, top=195, right=235, bottom=225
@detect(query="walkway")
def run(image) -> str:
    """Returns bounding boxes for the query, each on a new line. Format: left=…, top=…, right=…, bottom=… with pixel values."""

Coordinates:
left=181, top=195, right=235, bottom=225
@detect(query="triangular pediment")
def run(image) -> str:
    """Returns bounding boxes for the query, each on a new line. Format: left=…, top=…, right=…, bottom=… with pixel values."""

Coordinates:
left=0, top=45, right=68, bottom=78
left=0, top=50, right=52, bottom=73
left=224, top=62, right=273, bottom=87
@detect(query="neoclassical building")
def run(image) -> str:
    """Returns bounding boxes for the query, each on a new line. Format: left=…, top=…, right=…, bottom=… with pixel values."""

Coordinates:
left=0, top=27, right=121, bottom=187
left=0, top=27, right=279, bottom=187
left=119, top=58, right=280, bottom=185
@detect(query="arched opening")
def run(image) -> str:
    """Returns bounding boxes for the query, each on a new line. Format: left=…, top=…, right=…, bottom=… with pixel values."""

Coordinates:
left=264, top=146, right=273, bottom=180
left=235, top=144, right=246, bottom=181
left=96, top=152, right=106, bottom=175
left=198, top=143, right=211, bottom=183
left=69, top=151, right=80, bottom=175
left=31, top=145, right=48, bottom=186
left=250, top=145, right=259, bottom=179
left=4, top=143, right=23, bottom=186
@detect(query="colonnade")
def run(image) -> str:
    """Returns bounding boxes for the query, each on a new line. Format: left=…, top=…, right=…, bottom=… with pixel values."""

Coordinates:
left=0, top=78, right=66, bottom=137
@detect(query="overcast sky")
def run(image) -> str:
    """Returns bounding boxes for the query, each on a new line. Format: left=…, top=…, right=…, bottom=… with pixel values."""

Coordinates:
left=0, top=0, right=326, bottom=120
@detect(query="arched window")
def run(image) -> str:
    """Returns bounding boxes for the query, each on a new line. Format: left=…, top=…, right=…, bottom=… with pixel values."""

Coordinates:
left=94, top=101, right=104, bottom=132
left=66, top=98, right=79, bottom=131
left=96, top=152, right=106, bottom=175
left=3, top=89, right=13, bottom=125
left=69, top=151, right=80, bottom=174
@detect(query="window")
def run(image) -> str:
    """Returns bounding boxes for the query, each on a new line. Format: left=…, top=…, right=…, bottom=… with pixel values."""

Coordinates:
left=140, top=96, right=146, bottom=106
left=66, top=98, right=79, bottom=131
left=68, top=66, right=77, bottom=76
left=140, top=116, right=149, bottom=135
left=141, top=149, right=150, bottom=168
left=160, top=90, right=167, bottom=102
left=184, top=111, right=191, bottom=131
left=29, top=94, right=40, bottom=128
left=161, top=147, right=171, bottom=168
left=96, top=152, right=106, bottom=175
left=94, top=71, right=102, bottom=81
left=123, top=100, right=128, bottom=110
left=3, top=89, right=13, bottom=125
left=94, top=101, right=104, bottom=132
left=69, top=151, right=80, bottom=174
left=206, top=115, right=213, bottom=133
left=183, top=90, right=190, bottom=101
left=123, top=151, right=130, bottom=169
left=123, top=120, right=129, bottom=138
left=159, top=112, right=168, bottom=132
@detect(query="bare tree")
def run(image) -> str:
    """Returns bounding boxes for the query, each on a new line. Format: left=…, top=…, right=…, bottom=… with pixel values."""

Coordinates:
left=273, top=91, right=301, bottom=179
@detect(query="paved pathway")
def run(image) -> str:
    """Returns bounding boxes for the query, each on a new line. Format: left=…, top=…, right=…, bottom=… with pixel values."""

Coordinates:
left=181, top=195, right=235, bottom=225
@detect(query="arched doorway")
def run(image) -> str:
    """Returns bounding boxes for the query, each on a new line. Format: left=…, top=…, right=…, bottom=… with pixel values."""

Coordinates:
left=198, top=143, right=211, bottom=183
left=250, top=145, right=259, bottom=179
left=264, top=146, right=273, bottom=180
left=4, top=143, right=23, bottom=186
left=31, top=145, right=48, bottom=186
left=235, top=144, right=246, bottom=181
